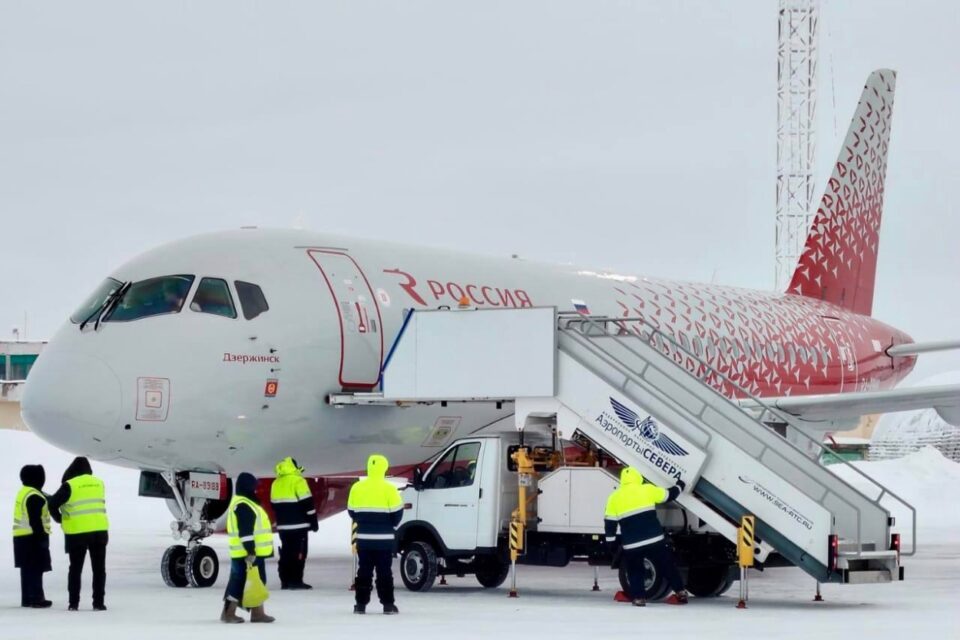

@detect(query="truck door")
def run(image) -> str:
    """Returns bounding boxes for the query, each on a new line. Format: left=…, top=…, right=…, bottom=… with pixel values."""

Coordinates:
left=417, top=441, right=483, bottom=552
left=308, top=250, right=384, bottom=388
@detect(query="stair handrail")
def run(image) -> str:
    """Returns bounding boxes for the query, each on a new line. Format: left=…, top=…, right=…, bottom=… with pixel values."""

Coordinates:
left=558, top=312, right=916, bottom=556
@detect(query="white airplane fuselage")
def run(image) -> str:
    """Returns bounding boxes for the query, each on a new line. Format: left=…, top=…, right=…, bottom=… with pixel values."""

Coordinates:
left=21, top=228, right=914, bottom=481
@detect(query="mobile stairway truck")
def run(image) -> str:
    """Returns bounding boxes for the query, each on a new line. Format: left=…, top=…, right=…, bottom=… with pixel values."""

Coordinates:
left=329, top=307, right=913, bottom=600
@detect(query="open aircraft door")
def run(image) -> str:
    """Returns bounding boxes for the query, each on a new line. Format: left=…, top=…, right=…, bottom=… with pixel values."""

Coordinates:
left=309, top=250, right=384, bottom=389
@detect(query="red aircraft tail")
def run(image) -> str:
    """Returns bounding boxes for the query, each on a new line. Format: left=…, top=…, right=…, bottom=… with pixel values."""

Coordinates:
left=788, top=69, right=897, bottom=316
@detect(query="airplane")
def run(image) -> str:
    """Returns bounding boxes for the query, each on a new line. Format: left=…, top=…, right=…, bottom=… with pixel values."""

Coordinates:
left=20, top=69, right=960, bottom=587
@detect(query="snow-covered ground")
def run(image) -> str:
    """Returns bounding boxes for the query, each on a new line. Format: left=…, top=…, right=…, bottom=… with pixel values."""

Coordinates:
left=2, top=430, right=957, bottom=639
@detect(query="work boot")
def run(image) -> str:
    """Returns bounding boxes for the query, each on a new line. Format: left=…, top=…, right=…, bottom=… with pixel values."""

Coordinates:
left=664, top=590, right=689, bottom=605
left=383, top=604, right=399, bottom=615
left=354, top=604, right=366, bottom=614
left=250, top=605, right=275, bottom=623
left=220, top=601, right=244, bottom=624
left=632, top=598, right=646, bottom=607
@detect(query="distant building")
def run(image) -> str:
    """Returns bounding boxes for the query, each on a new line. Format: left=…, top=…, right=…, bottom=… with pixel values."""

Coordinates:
left=0, top=340, right=46, bottom=431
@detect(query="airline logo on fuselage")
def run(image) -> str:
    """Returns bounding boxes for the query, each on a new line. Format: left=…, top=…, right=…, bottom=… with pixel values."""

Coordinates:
left=383, top=268, right=533, bottom=309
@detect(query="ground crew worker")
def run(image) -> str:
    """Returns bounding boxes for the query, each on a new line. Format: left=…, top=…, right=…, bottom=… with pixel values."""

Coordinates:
left=347, top=454, right=402, bottom=615
left=13, top=464, right=52, bottom=608
left=48, top=457, right=108, bottom=611
left=604, top=468, right=689, bottom=606
left=270, top=457, right=318, bottom=590
left=222, top=472, right=275, bottom=624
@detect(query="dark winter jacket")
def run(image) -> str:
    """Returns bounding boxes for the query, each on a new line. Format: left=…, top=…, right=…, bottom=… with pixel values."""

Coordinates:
left=13, top=465, right=52, bottom=571
left=234, top=472, right=261, bottom=557
left=48, top=457, right=108, bottom=553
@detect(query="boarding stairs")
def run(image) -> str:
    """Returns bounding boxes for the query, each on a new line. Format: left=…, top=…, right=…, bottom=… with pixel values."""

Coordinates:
left=328, top=307, right=914, bottom=584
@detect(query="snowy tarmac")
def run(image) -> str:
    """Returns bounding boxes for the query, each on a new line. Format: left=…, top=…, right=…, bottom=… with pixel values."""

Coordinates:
left=2, top=430, right=957, bottom=639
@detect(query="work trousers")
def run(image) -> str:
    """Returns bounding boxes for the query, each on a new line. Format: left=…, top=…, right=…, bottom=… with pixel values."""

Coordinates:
left=277, top=530, right=309, bottom=587
left=623, top=541, right=684, bottom=600
left=68, top=537, right=107, bottom=608
left=224, top=557, right=266, bottom=605
left=355, top=549, right=395, bottom=607
left=20, top=566, right=46, bottom=606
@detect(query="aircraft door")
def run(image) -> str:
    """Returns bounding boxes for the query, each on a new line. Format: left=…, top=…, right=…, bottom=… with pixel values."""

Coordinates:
left=823, top=317, right=858, bottom=392
left=416, top=441, right=483, bottom=551
left=308, top=250, right=384, bottom=388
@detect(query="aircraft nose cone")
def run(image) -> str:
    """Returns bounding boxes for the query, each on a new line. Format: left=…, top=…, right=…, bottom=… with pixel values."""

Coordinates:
left=22, top=350, right=122, bottom=453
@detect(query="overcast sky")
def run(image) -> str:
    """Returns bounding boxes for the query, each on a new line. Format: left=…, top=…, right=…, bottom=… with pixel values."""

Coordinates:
left=1, top=1, right=957, bottom=380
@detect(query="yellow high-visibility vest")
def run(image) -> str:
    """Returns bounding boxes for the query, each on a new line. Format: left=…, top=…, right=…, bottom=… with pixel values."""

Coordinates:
left=61, top=475, right=108, bottom=535
left=226, top=496, right=274, bottom=559
left=12, top=486, right=50, bottom=538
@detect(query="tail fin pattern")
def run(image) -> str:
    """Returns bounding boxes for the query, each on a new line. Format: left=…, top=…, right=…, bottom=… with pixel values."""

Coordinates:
left=788, top=69, right=896, bottom=316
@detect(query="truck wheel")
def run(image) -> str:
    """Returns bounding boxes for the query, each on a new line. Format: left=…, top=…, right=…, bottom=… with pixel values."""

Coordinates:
left=686, top=565, right=734, bottom=598
left=475, top=557, right=510, bottom=589
left=400, top=541, right=438, bottom=592
left=618, top=557, right=669, bottom=601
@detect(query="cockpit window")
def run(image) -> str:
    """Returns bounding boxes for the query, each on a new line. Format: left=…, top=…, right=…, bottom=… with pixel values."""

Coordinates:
left=190, top=278, right=237, bottom=319
left=235, top=281, right=269, bottom=320
left=105, top=275, right=195, bottom=322
left=70, top=278, right=123, bottom=324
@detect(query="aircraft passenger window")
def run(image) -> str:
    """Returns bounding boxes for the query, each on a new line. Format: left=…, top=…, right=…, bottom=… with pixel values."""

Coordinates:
left=190, top=278, right=237, bottom=319
left=70, top=278, right=123, bottom=324
left=423, top=442, right=480, bottom=490
left=105, top=275, right=195, bottom=322
left=235, top=281, right=269, bottom=320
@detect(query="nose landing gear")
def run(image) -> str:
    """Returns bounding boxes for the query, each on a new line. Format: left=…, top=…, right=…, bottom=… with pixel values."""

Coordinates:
left=159, top=471, right=230, bottom=588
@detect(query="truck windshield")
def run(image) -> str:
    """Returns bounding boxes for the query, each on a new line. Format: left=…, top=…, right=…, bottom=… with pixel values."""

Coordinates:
left=70, top=278, right=123, bottom=324
left=104, top=275, right=195, bottom=322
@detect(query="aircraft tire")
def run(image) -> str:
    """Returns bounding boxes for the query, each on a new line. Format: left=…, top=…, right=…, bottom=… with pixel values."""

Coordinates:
left=161, top=545, right=189, bottom=588
left=400, top=541, right=438, bottom=592
left=186, top=545, right=220, bottom=588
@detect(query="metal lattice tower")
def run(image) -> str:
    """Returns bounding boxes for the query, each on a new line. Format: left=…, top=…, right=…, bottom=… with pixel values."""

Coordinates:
left=775, top=0, right=819, bottom=290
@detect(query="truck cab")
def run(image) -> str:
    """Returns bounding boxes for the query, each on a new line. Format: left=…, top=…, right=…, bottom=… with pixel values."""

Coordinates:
left=395, top=430, right=736, bottom=598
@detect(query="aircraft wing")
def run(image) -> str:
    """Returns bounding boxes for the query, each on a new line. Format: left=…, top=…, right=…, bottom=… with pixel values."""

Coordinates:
left=739, top=384, right=960, bottom=428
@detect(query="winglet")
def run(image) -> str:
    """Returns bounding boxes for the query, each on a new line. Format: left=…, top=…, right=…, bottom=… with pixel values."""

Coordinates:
left=788, top=69, right=897, bottom=316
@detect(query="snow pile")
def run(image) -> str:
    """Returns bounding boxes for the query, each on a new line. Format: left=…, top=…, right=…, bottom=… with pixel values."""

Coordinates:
left=831, top=445, right=960, bottom=546
left=869, top=371, right=960, bottom=462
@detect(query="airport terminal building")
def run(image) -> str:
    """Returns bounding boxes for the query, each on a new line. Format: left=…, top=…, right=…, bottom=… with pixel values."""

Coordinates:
left=0, top=340, right=44, bottom=430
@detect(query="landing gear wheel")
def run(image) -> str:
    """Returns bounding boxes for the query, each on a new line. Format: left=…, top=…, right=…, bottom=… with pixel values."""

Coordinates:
left=400, top=541, right=438, bottom=592
left=161, top=545, right=189, bottom=588
left=686, top=565, right=735, bottom=598
left=186, top=545, right=220, bottom=588
left=618, top=557, right=670, bottom=601
left=475, top=556, right=510, bottom=589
